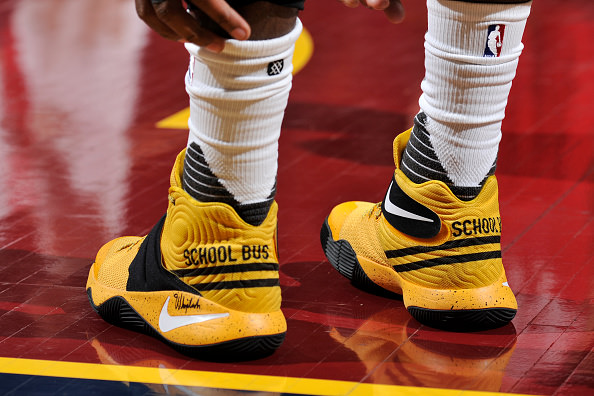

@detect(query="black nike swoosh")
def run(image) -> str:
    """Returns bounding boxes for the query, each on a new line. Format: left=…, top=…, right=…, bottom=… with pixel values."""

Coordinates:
left=381, top=175, right=441, bottom=239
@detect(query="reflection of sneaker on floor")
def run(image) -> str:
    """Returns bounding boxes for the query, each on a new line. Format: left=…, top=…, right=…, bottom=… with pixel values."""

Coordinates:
left=321, top=130, right=517, bottom=331
left=330, top=309, right=516, bottom=391
left=90, top=338, right=238, bottom=395
left=87, top=150, right=286, bottom=360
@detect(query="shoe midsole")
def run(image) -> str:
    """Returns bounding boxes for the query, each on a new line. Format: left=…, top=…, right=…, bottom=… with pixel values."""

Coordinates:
left=357, top=255, right=517, bottom=311
left=87, top=262, right=287, bottom=345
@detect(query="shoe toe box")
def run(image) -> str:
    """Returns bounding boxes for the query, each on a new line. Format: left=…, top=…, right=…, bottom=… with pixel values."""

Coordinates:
left=92, top=236, right=144, bottom=289
left=327, top=201, right=376, bottom=238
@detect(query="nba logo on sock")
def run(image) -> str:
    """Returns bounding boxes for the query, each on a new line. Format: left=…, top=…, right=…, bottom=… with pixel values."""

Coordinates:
left=188, top=56, right=195, bottom=84
left=484, top=24, right=506, bottom=57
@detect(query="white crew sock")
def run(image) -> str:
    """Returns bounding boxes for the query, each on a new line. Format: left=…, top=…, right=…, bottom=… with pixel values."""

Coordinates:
left=182, top=19, right=302, bottom=223
left=418, top=0, right=531, bottom=190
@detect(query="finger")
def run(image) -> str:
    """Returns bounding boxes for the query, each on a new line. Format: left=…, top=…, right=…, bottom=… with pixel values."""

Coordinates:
left=192, top=0, right=251, bottom=40
left=135, top=0, right=181, bottom=41
left=365, top=0, right=390, bottom=10
left=338, top=0, right=361, bottom=9
left=152, top=1, right=226, bottom=50
left=383, top=1, right=405, bottom=24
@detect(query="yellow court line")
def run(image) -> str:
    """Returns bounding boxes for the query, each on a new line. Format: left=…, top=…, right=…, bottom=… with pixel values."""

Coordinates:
left=155, top=26, right=314, bottom=130
left=0, top=357, right=532, bottom=396
left=155, top=105, right=189, bottom=130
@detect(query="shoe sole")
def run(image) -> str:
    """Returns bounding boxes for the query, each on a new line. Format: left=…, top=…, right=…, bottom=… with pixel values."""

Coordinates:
left=320, top=218, right=516, bottom=331
left=87, top=268, right=286, bottom=361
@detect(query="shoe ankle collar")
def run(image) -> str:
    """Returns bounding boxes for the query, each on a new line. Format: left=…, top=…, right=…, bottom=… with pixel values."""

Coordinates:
left=170, top=149, right=186, bottom=189
left=393, top=128, right=412, bottom=170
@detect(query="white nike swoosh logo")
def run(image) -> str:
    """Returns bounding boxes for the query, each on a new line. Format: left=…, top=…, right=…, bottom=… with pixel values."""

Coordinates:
left=384, top=182, right=435, bottom=223
left=158, top=296, right=229, bottom=333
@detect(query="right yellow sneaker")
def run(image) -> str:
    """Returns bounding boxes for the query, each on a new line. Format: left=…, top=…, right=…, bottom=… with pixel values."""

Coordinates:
left=86, top=150, right=286, bottom=360
left=321, top=129, right=517, bottom=331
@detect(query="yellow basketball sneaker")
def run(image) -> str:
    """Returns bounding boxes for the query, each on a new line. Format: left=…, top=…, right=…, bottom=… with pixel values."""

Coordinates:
left=321, top=130, right=517, bottom=331
left=86, top=150, right=286, bottom=359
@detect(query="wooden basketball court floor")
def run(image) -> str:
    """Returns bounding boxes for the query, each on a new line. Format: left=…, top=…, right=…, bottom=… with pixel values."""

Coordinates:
left=0, top=0, right=592, bottom=395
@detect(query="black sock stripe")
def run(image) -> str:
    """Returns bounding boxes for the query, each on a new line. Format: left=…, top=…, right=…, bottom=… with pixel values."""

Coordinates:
left=385, top=235, right=501, bottom=258
left=408, top=130, right=437, bottom=158
left=402, top=112, right=496, bottom=202
left=237, top=200, right=275, bottom=216
left=185, top=154, right=214, bottom=176
left=187, top=142, right=206, bottom=158
left=400, top=159, right=443, bottom=183
left=183, top=142, right=275, bottom=226
left=186, top=143, right=222, bottom=178
left=172, top=262, right=279, bottom=278
left=407, top=138, right=443, bottom=165
left=411, top=129, right=432, bottom=150
left=182, top=182, right=235, bottom=202
left=184, top=143, right=238, bottom=203
left=402, top=150, right=448, bottom=179
left=193, top=278, right=280, bottom=291
left=449, top=186, right=483, bottom=201
left=183, top=161, right=220, bottom=183
left=182, top=169, right=226, bottom=192
left=400, top=162, right=432, bottom=183
left=414, top=112, right=428, bottom=126
left=184, top=149, right=222, bottom=187
left=393, top=250, right=502, bottom=272
left=402, top=116, right=451, bottom=186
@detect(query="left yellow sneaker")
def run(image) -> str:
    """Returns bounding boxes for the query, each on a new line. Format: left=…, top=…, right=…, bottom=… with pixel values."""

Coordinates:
left=86, top=150, right=286, bottom=360
left=321, top=130, right=517, bottom=331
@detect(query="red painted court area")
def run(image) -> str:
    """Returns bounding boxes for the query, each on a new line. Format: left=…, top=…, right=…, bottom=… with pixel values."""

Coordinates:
left=0, top=0, right=593, bottom=395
